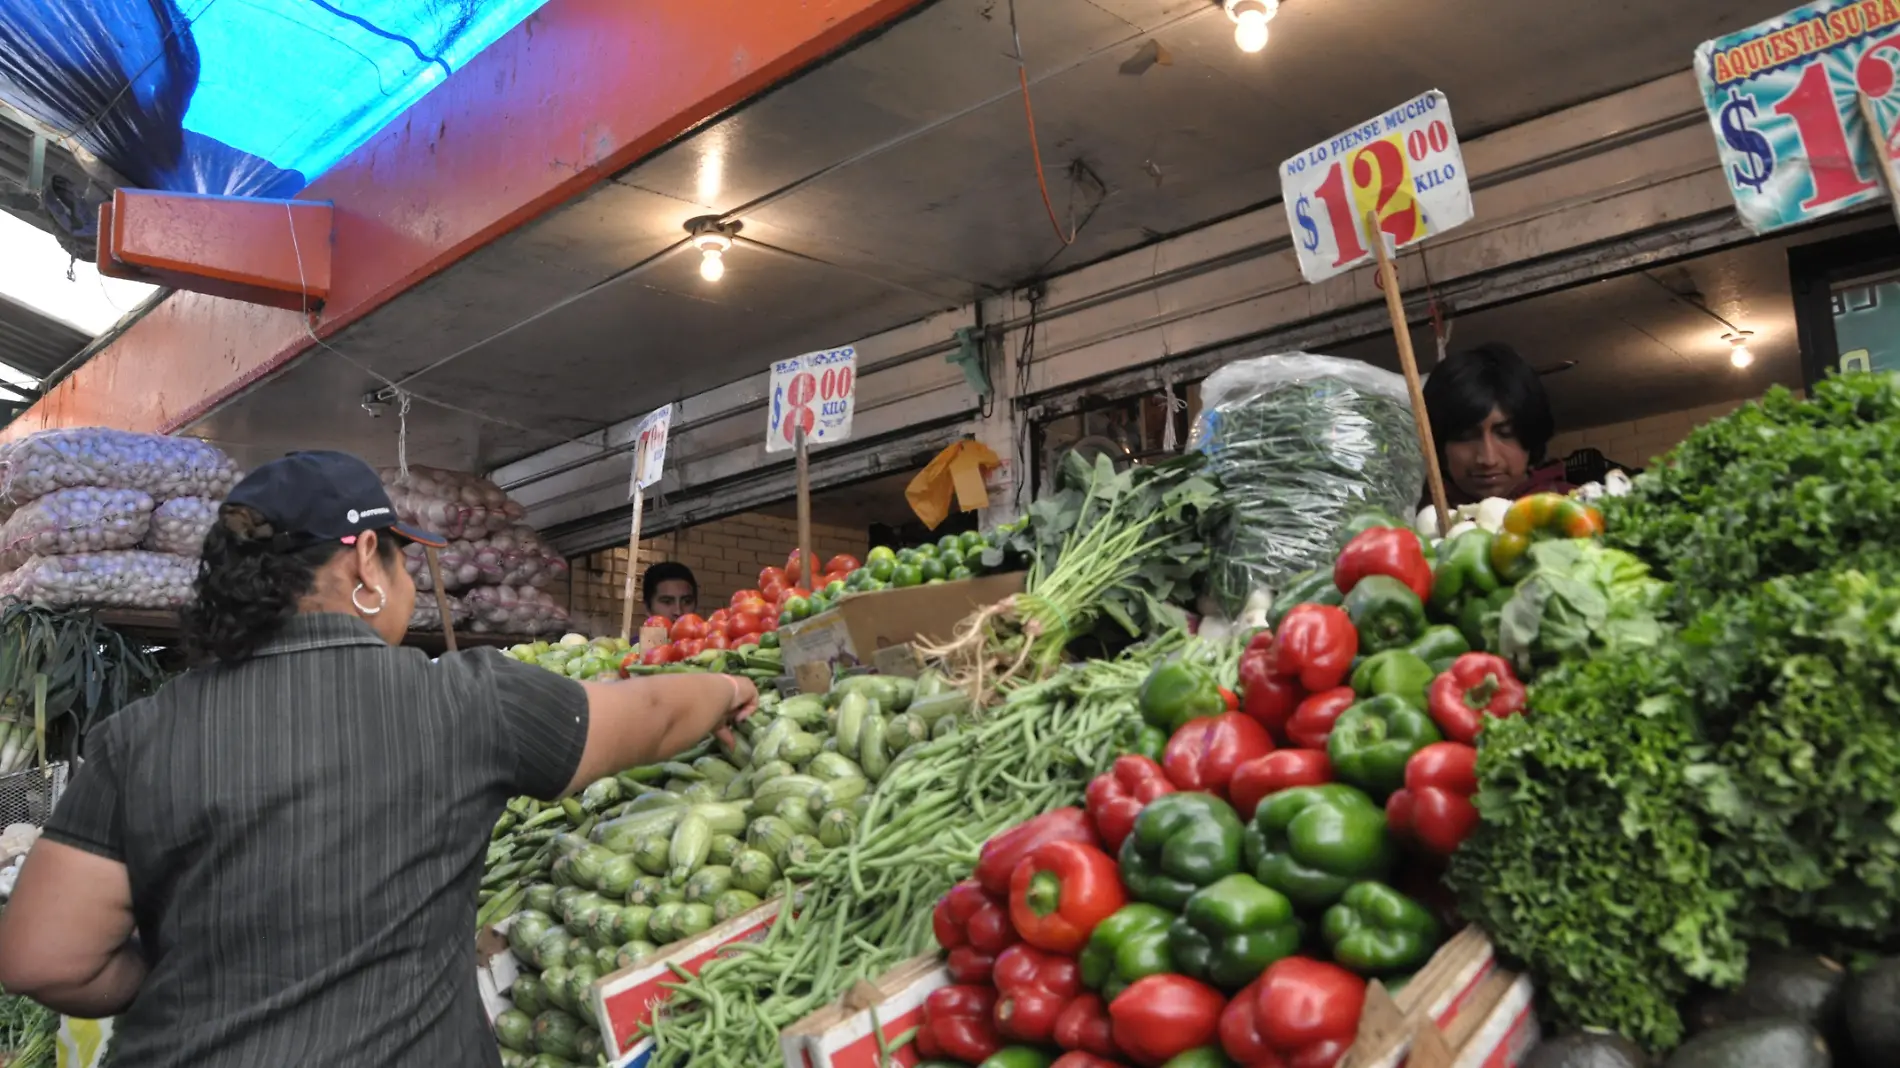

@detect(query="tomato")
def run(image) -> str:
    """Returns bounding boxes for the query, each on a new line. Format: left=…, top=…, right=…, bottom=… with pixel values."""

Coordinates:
left=670, top=614, right=708, bottom=642
left=728, top=610, right=765, bottom=637
left=759, top=566, right=788, bottom=591
left=642, top=615, right=672, bottom=631
left=785, top=549, right=809, bottom=582
left=618, top=651, right=641, bottom=676
left=733, top=633, right=760, bottom=649
left=730, top=588, right=763, bottom=609
left=704, top=633, right=731, bottom=651
left=708, top=608, right=729, bottom=626
left=640, top=644, right=676, bottom=666
left=825, top=554, right=862, bottom=575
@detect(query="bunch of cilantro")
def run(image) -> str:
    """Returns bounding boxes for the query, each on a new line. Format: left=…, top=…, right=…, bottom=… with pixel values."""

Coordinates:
left=1450, top=374, right=1900, bottom=1052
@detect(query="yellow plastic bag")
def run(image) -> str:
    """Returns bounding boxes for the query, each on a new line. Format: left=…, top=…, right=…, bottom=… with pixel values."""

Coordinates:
left=56, top=1016, right=112, bottom=1068
left=905, top=440, right=1000, bottom=530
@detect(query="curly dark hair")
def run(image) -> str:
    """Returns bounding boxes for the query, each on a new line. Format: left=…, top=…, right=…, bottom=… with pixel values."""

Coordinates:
left=182, top=504, right=398, bottom=663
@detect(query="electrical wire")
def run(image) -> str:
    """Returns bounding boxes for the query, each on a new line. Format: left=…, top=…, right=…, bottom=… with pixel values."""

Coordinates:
left=1008, top=0, right=1080, bottom=248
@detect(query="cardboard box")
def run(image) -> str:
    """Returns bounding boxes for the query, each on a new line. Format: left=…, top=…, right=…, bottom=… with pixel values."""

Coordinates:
left=475, top=916, right=523, bottom=1025
left=591, top=895, right=788, bottom=1058
left=778, top=955, right=952, bottom=1068
left=780, top=573, right=1025, bottom=693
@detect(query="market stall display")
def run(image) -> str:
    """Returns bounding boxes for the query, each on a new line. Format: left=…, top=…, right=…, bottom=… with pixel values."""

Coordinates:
left=0, top=429, right=239, bottom=610
left=377, top=465, right=571, bottom=635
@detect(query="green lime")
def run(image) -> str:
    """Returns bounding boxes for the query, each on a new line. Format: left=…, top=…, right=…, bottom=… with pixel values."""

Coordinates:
left=782, top=596, right=812, bottom=622
left=869, top=557, right=895, bottom=582
left=948, top=566, right=974, bottom=581
left=938, top=548, right=966, bottom=572
left=824, top=580, right=845, bottom=599
left=959, top=530, right=986, bottom=554
left=866, top=545, right=897, bottom=567
left=919, top=557, right=947, bottom=582
left=937, top=535, right=961, bottom=556
left=892, top=564, right=924, bottom=588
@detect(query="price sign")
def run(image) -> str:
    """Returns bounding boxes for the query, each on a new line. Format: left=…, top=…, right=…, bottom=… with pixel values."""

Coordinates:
left=1280, top=90, right=1474, bottom=284
left=765, top=345, right=856, bottom=454
left=628, top=403, right=671, bottom=496
left=1695, top=0, right=1900, bottom=234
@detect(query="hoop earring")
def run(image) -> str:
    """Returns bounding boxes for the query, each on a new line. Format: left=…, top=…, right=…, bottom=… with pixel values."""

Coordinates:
left=351, top=583, right=386, bottom=617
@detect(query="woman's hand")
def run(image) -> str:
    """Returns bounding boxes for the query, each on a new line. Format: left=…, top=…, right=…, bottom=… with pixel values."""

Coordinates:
left=715, top=675, right=760, bottom=752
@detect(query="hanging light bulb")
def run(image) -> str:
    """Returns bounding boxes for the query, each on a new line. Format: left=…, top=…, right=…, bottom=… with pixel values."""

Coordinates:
left=1724, top=330, right=1755, bottom=369
left=1226, top=0, right=1279, bottom=54
left=692, top=230, right=732, bottom=282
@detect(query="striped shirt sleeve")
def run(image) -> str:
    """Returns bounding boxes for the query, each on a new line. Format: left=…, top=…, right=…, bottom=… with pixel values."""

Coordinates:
left=41, top=728, right=125, bottom=861
left=479, top=650, right=591, bottom=800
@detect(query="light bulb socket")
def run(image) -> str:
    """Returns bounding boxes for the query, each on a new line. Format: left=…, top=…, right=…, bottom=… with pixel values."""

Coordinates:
left=1225, top=0, right=1279, bottom=23
left=685, top=217, right=739, bottom=256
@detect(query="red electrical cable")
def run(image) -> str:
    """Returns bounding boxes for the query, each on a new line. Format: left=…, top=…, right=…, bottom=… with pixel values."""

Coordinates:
left=1017, top=64, right=1078, bottom=247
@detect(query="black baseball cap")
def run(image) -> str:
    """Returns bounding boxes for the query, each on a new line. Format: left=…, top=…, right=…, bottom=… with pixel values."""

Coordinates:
left=225, top=450, right=446, bottom=550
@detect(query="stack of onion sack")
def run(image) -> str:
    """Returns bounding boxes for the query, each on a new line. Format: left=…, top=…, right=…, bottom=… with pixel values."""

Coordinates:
left=376, top=464, right=570, bottom=635
left=479, top=669, right=963, bottom=1068
left=0, top=428, right=238, bottom=609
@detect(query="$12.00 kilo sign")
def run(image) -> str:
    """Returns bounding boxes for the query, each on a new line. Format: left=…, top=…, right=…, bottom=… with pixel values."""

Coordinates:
left=1695, top=0, right=1900, bottom=233
left=1279, top=90, right=1474, bottom=285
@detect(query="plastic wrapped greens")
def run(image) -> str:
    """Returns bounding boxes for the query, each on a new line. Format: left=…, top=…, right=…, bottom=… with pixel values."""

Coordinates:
left=1189, top=353, right=1425, bottom=614
left=0, top=550, right=198, bottom=609
left=142, top=497, right=218, bottom=556
left=0, top=428, right=237, bottom=511
left=0, top=488, right=154, bottom=570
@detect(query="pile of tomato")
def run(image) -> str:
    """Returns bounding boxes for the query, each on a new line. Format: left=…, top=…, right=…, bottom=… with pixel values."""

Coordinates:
left=633, top=548, right=863, bottom=664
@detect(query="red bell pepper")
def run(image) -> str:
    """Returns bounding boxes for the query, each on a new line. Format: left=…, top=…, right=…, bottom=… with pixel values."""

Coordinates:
left=934, top=879, right=1020, bottom=984
left=1218, top=957, right=1365, bottom=1068
left=1010, top=840, right=1128, bottom=954
left=1163, top=712, right=1274, bottom=802
left=1335, top=527, right=1433, bottom=603
left=1386, top=742, right=1480, bottom=857
left=1284, top=687, right=1357, bottom=751
left=1054, top=993, right=1120, bottom=1058
left=917, top=984, right=1005, bottom=1063
left=1425, top=653, right=1527, bottom=744
left=1270, top=605, right=1357, bottom=693
left=994, top=943, right=1085, bottom=1045
left=1053, top=1055, right=1131, bottom=1068
left=1108, top=974, right=1227, bottom=1067
left=1220, top=687, right=1239, bottom=713
left=977, top=808, right=1099, bottom=895
left=1238, top=631, right=1307, bottom=744
left=1086, top=756, right=1177, bottom=854
left=1229, top=749, right=1332, bottom=821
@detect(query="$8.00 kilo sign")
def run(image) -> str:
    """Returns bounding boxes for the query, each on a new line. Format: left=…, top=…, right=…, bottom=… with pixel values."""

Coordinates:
left=1280, top=90, right=1474, bottom=284
left=765, top=345, right=857, bottom=454
left=1696, top=0, right=1900, bottom=233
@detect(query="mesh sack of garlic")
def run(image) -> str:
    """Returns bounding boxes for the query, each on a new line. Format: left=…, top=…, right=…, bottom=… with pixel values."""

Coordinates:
left=0, top=428, right=237, bottom=514
left=0, top=488, right=155, bottom=571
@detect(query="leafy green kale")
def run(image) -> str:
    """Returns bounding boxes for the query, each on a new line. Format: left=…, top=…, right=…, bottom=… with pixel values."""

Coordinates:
left=1678, top=565, right=1900, bottom=947
left=1449, top=653, right=1748, bottom=1051
left=1605, top=374, right=1900, bottom=613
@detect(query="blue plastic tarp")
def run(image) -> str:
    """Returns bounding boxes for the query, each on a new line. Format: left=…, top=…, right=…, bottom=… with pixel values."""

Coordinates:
left=0, top=0, right=549, bottom=198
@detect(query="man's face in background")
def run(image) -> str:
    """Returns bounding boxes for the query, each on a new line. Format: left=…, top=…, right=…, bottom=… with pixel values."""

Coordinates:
left=647, top=579, right=698, bottom=621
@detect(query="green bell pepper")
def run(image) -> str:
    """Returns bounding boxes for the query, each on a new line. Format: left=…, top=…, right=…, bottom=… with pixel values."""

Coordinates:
left=1457, top=586, right=1514, bottom=653
left=1168, top=874, right=1302, bottom=990
left=1341, top=575, right=1427, bottom=653
left=979, top=1049, right=1055, bottom=1068
left=1241, top=784, right=1395, bottom=910
left=1326, top=695, right=1442, bottom=798
left=1139, top=661, right=1225, bottom=734
left=1080, top=902, right=1176, bottom=999
left=1268, top=567, right=1343, bottom=628
left=1119, top=792, right=1245, bottom=911
left=1406, top=625, right=1470, bottom=665
left=1428, top=529, right=1500, bottom=618
left=1321, top=881, right=1444, bottom=975
left=1348, top=650, right=1435, bottom=706
left=1132, top=723, right=1169, bottom=764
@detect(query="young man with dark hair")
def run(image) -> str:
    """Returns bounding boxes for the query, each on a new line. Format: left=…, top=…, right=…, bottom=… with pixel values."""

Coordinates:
left=642, top=562, right=699, bottom=623
left=1420, top=342, right=1573, bottom=505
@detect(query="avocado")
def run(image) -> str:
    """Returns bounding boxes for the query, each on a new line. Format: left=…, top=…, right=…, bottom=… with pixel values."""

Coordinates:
left=1523, top=1031, right=1649, bottom=1068
left=1845, top=957, right=1900, bottom=1067
left=1664, top=1017, right=1830, bottom=1068
left=1687, top=952, right=1848, bottom=1051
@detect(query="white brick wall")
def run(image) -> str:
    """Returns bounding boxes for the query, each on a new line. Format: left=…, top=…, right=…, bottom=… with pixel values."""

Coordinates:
left=1547, top=398, right=1750, bottom=470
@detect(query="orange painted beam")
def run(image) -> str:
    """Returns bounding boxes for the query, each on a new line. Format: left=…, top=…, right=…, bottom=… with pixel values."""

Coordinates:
left=3, top=0, right=930, bottom=440
left=97, top=191, right=334, bottom=312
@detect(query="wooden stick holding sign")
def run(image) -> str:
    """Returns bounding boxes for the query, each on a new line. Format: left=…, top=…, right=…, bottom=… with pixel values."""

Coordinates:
left=1367, top=209, right=1452, bottom=538
left=424, top=546, right=458, bottom=652
left=619, top=438, right=650, bottom=643
left=794, top=426, right=816, bottom=592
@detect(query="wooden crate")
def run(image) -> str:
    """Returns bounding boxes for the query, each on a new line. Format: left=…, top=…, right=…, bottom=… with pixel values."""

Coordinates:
left=590, top=895, right=790, bottom=1058
left=778, top=955, right=952, bottom=1068
left=1342, top=926, right=1541, bottom=1068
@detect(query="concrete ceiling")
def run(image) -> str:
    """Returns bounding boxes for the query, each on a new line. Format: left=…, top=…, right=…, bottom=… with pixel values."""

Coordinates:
left=188, top=0, right=1810, bottom=475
